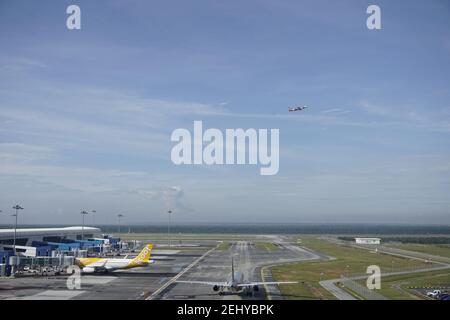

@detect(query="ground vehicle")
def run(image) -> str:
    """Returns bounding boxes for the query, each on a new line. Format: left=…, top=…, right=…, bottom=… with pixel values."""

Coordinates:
left=426, top=290, right=442, bottom=298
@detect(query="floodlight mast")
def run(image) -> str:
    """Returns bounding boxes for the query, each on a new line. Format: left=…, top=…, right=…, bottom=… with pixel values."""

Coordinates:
left=167, top=210, right=173, bottom=247
left=12, top=205, right=24, bottom=255
left=118, top=214, right=124, bottom=234
left=80, top=210, right=89, bottom=240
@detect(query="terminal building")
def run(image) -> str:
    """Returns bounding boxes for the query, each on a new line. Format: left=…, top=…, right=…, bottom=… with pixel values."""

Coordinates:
left=0, top=226, right=125, bottom=277
left=354, top=237, right=381, bottom=245
left=0, top=226, right=101, bottom=246
left=0, top=226, right=141, bottom=277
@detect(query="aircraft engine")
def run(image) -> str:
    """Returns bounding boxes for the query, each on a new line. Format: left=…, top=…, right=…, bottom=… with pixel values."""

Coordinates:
left=213, top=285, right=220, bottom=292
left=82, top=267, right=96, bottom=273
left=253, top=285, right=259, bottom=292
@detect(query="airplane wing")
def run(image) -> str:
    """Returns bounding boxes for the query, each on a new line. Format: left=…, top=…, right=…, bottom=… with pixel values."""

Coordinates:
left=102, top=259, right=118, bottom=271
left=237, top=281, right=298, bottom=287
left=176, top=280, right=229, bottom=287
left=90, top=259, right=114, bottom=272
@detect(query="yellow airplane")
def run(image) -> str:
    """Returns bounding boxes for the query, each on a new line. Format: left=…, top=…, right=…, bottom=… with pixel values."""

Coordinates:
left=76, top=244, right=154, bottom=273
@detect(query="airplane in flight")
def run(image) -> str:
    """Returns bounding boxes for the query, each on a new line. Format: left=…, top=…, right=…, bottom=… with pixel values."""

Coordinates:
left=76, top=244, right=154, bottom=273
left=176, top=257, right=297, bottom=295
left=288, top=105, right=308, bottom=112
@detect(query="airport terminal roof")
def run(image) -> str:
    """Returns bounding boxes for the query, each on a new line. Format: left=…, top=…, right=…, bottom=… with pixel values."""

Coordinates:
left=0, top=226, right=101, bottom=238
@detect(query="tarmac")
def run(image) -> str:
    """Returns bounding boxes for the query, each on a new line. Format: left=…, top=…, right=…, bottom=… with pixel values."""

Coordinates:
left=0, top=236, right=323, bottom=300
left=152, top=238, right=322, bottom=300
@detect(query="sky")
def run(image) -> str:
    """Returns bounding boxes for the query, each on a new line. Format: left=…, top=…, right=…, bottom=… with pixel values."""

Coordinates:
left=0, top=0, right=449, bottom=225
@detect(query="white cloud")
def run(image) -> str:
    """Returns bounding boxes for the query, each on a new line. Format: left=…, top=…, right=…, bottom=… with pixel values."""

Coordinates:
left=0, top=56, right=47, bottom=72
left=322, top=108, right=350, bottom=115
left=131, top=186, right=191, bottom=212
left=360, top=101, right=390, bottom=116
left=0, top=143, right=55, bottom=163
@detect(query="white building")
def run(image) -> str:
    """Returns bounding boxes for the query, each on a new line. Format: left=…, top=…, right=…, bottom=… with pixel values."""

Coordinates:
left=355, top=237, right=381, bottom=245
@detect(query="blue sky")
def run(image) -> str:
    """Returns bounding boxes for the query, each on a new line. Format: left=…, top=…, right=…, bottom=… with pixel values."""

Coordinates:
left=0, top=0, right=449, bottom=224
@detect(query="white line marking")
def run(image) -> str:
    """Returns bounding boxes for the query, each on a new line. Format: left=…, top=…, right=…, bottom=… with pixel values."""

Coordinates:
left=146, top=245, right=217, bottom=300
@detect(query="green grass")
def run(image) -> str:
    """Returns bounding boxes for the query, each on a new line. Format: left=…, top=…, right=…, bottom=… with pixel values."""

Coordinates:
left=255, top=242, right=279, bottom=251
left=386, top=243, right=450, bottom=258
left=339, top=283, right=365, bottom=300
left=216, top=241, right=231, bottom=250
left=357, top=269, right=450, bottom=300
left=116, top=233, right=260, bottom=241
left=271, top=237, right=434, bottom=300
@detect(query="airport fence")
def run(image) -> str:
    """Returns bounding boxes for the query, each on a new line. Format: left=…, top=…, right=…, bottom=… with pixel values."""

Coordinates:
left=340, top=275, right=387, bottom=300
left=375, top=246, right=450, bottom=264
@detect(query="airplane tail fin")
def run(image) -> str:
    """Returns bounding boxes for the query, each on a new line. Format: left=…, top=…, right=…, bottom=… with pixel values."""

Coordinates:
left=131, top=244, right=153, bottom=264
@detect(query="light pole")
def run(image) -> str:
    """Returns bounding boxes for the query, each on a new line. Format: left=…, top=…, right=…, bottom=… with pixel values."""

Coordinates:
left=80, top=210, right=89, bottom=240
left=12, top=205, right=23, bottom=255
left=91, top=210, right=96, bottom=225
left=167, top=210, right=173, bottom=247
left=117, top=214, right=124, bottom=234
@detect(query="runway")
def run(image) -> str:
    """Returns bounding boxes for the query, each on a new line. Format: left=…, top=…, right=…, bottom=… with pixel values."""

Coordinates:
left=154, top=238, right=321, bottom=300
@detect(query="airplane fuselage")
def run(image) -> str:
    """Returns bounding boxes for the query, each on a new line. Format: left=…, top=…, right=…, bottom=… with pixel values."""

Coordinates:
left=217, top=271, right=256, bottom=293
left=288, top=106, right=307, bottom=112
left=76, top=258, right=147, bottom=271
left=75, top=244, right=153, bottom=273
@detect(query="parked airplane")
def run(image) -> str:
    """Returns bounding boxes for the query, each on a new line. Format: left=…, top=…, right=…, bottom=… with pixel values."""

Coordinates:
left=176, top=257, right=297, bottom=295
left=288, top=105, right=308, bottom=112
left=76, top=244, right=154, bottom=273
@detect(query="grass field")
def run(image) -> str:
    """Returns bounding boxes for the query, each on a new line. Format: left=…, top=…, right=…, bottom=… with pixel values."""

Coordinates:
left=216, top=241, right=231, bottom=250
left=386, top=243, right=450, bottom=258
left=356, top=269, right=450, bottom=300
left=116, top=233, right=259, bottom=241
left=271, top=237, right=434, bottom=300
left=255, top=242, right=279, bottom=251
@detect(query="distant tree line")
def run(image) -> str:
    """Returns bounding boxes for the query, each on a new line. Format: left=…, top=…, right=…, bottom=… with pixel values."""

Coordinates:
left=338, top=236, right=450, bottom=244
left=2, top=224, right=450, bottom=235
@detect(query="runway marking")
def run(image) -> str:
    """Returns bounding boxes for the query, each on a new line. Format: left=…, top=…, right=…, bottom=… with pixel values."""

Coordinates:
left=81, top=276, right=116, bottom=285
left=146, top=245, right=217, bottom=300
left=260, top=266, right=272, bottom=300
left=7, top=290, right=86, bottom=300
